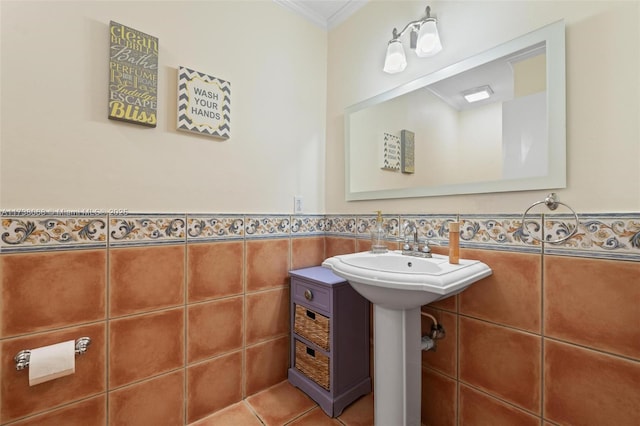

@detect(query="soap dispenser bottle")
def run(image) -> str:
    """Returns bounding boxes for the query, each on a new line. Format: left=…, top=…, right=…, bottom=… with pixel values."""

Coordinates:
left=371, top=211, right=388, bottom=254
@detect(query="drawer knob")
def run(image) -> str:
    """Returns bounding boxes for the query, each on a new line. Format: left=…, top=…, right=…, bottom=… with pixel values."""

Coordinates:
left=304, top=289, right=313, bottom=301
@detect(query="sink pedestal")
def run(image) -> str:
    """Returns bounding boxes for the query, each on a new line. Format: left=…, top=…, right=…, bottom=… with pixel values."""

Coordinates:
left=374, top=305, right=422, bottom=426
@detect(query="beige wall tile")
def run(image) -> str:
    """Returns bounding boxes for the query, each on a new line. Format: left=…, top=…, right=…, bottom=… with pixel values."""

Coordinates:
left=459, top=249, right=542, bottom=333
left=421, top=308, right=457, bottom=378
left=325, top=237, right=356, bottom=258
left=292, top=237, right=325, bottom=270
left=8, top=395, right=106, bottom=426
left=544, top=255, right=640, bottom=358
left=109, top=309, right=184, bottom=388
left=0, top=323, right=106, bottom=423
left=421, top=368, right=456, bottom=426
left=187, top=297, right=243, bottom=363
left=245, top=288, right=289, bottom=345
left=245, top=336, right=289, bottom=396
left=459, top=317, right=541, bottom=414
left=108, top=371, right=184, bottom=426
left=1, top=250, right=106, bottom=337
left=187, top=241, right=243, bottom=302
left=459, top=384, right=540, bottom=426
left=187, top=351, right=243, bottom=423
left=246, top=239, right=290, bottom=292
left=109, top=245, right=185, bottom=317
left=544, top=339, right=640, bottom=426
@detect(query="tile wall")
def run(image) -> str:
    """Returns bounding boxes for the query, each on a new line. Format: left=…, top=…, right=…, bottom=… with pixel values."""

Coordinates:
left=1, top=211, right=639, bottom=425
left=0, top=214, right=325, bottom=425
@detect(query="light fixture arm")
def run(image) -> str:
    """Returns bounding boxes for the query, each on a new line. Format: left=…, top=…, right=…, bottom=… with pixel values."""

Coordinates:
left=389, top=6, right=435, bottom=43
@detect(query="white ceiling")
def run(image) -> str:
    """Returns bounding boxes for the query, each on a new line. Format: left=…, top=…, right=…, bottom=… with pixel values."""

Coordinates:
left=273, top=0, right=368, bottom=30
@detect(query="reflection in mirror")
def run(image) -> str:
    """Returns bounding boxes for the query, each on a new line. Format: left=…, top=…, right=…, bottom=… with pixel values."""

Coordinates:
left=345, top=21, right=565, bottom=201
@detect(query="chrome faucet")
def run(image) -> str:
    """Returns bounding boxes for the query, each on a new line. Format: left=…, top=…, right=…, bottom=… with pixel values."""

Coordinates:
left=401, top=221, right=432, bottom=258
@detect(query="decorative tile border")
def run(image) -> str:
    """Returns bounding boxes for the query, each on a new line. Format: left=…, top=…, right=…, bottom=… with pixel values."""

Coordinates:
left=109, top=214, right=186, bottom=247
left=1, top=212, right=638, bottom=261
left=325, top=215, right=357, bottom=236
left=355, top=214, right=400, bottom=240
left=291, top=215, right=326, bottom=237
left=543, top=213, right=640, bottom=261
left=186, top=214, right=244, bottom=242
left=460, top=214, right=543, bottom=253
left=244, top=215, right=290, bottom=239
left=0, top=216, right=108, bottom=253
left=400, top=214, right=458, bottom=247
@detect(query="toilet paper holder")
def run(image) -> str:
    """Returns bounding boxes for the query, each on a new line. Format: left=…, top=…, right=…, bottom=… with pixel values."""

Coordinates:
left=13, top=337, right=91, bottom=371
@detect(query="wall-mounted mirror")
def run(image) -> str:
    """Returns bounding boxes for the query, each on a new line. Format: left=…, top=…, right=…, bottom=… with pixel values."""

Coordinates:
left=345, top=20, right=565, bottom=201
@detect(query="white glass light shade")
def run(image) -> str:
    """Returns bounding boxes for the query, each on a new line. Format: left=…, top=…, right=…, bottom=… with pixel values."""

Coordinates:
left=415, top=20, right=442, bottom=57
left=383, top=40, right=407, bottom=74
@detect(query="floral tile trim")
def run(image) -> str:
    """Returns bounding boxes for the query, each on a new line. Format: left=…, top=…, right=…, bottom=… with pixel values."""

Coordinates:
left=291, top=215, right=326, bottom=236
left=325, top=215, right=356, bottom=236
left=1, top=216, right=108, bottom=252
left=459, top=214, right=543, bottom=252
left=543, top=213, right=640, bottom=261
left=244, top=215, right=290, bottom=238
left=109, top=214, right=186, bottom=246
left=399, top=215, right=458, bottom=246
left=187, top=214, right=244, bottom=241
left=356, top=214, right=401, bottom=239
left=2, top=212, right=638, bottom=261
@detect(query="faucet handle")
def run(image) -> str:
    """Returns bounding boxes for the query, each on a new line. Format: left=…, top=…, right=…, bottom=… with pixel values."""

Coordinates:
left=418, top=238, right=432, bottom=254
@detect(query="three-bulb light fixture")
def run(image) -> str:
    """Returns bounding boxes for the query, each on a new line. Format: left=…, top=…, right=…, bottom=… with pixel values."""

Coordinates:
left=383, top=5, right=442, bottom=74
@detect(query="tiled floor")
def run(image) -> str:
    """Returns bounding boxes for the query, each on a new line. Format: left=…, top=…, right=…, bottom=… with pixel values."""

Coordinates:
left=190, top=381, right=374, bottom=426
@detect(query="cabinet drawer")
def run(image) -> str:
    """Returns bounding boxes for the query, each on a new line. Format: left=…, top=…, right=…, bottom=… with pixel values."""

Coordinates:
left=294, top=304, right=330, bottom=351
left=295, top=340, right=330, bottom=390
left=292, top=279, right=331, bottom=314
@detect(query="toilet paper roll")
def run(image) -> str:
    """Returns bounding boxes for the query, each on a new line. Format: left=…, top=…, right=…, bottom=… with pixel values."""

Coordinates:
left=28, top=340, right=75, bottom=386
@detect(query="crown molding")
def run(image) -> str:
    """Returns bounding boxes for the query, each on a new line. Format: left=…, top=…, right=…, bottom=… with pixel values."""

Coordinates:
left=274, top=0, right=368, bottom=30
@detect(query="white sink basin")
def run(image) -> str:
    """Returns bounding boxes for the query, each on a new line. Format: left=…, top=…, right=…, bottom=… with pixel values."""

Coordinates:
left=322, top=250, right=492, bottom=309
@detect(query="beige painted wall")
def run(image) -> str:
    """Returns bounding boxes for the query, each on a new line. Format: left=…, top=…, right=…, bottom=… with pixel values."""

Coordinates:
left=0, top=0, right=327, bottom=213
left=2, top=1, right=639, bottom=216
left=327, top=0, right=640, bottom=213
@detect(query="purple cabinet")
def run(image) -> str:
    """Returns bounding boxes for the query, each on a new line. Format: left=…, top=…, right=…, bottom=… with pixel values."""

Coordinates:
left=288, top=266, right=371, bottom=417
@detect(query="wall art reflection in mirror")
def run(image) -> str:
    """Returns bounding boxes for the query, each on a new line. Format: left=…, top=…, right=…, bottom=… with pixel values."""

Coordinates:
left=345, top=20, right=565, bottom=201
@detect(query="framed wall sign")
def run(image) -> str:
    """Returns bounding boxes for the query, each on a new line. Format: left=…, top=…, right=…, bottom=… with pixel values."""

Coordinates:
left=177, top=66, right=231, bottom=139
left=108, top=21, right=158, bottom=127
left=380, top=132, right=400, bottom=171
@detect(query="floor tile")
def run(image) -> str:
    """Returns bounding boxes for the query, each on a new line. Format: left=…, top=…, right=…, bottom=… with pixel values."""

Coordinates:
left=190, top=401, right=263, bottom=426
left=246, top=381, right=316, bottom=425
left=287, top=407, right=343, bottom=425
left=337, top=392, right=374, bottom=426
left=186, top=382, right=375, bottom=426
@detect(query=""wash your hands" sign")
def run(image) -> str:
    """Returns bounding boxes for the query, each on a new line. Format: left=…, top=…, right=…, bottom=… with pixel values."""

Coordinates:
left=177, top=66, right=231, bottom=139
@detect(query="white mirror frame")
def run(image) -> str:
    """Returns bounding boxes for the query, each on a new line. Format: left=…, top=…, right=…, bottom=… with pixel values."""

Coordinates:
left=345, top=20, right=566, bottom=201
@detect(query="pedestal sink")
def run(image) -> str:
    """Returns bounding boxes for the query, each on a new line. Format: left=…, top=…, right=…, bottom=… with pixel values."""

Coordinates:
left=322, top=251, right=491, bottom=426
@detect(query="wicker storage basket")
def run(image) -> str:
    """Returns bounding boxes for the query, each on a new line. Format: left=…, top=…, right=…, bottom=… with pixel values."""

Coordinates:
left=294, top=304, right=330, bottom=351
left=295, top=340, right=330, bottom=390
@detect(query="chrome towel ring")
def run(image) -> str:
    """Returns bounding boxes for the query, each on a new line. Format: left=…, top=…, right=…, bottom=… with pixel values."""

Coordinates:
left=521, top=193, right=579, bottom=245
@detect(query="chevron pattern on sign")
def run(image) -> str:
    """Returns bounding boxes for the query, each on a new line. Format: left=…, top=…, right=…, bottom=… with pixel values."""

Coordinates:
left=380, top=133, right=401, bottom=171
left=177, top=66, right=231, bottom=139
